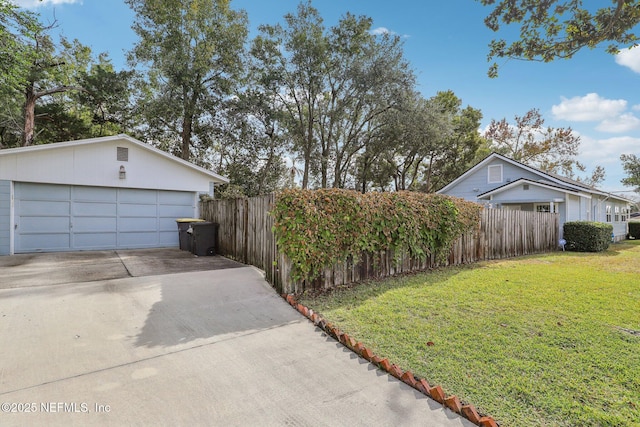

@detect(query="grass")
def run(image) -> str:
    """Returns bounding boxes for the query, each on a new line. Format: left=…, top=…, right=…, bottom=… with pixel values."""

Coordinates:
left=298, top=240, right=640, bottom=427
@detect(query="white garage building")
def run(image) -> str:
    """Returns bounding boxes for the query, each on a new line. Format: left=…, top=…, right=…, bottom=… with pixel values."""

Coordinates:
left=0, top=134, right=228, bottom=255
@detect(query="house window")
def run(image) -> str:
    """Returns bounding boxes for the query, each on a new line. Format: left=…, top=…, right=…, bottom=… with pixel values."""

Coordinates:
left=622, top=208, right=628, bottom=222
left=535, top=203, right=557, bottom=213
left=615, top=206, right=620, bottom=222
left=606, top=205, right=612, bottom=222
left=488, top=165, right=503, bottom=184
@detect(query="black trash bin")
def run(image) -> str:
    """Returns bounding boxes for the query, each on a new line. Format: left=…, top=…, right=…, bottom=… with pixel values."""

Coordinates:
left=176, top=218, right=205, bottom=252
left=190, top=222, right=219, bottom=256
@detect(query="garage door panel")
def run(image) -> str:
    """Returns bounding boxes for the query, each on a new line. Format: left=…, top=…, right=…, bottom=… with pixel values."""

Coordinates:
left=159, top=231, right=178, bottom=245
left=119, top=189, right=156, bottom=203
left=73, top=233, right=117, bottom=249
left=73, top=201, right=117, bottom=216
left=18, top=183, right=70, bottom=200
left=21, top=217, right=70, bottom=233
left=118, top=231, right=158, bottom=247
left=159, top=204, right=194, bottom=217
left=158, top=217, right=180, bottom=232
left=20, top=200, right=70, bottom=216
left=119, top=204, right=157, bottom=217
left=118, top=217, right=158, bottom=232
left=19, top=233, right=70, bottom=252
left=159, top=190, right=194, bottom=205
left=73, top=186, right=117, bottom=202
left=73, top=217, right=117, bottom=232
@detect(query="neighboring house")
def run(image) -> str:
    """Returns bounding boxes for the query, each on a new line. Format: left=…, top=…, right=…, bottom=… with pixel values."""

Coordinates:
left=0, top=134, right=228, bottom=255
left=438, top=153, right=633, bottom=241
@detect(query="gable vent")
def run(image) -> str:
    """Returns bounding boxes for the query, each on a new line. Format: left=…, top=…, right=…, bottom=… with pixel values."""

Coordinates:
left=523, top=184, right=529, bottom=190
left=117, top=147, right=129, bottom=161
left=487, top=164, right=503, bottom=183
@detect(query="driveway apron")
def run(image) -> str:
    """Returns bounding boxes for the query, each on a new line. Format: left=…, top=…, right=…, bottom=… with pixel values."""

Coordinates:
left=0, top=256, right=474, bottom=426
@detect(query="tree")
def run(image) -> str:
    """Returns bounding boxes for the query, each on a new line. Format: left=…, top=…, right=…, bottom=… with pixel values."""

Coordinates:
left=0, top=0, right=41, bottom=91
left=212, top=92, right=289, bottom=197
left=1, top=3, right=93, bottom=146
left=126, top=0, right=248, bottom=161
left=251, top=1, right=415, bottom=189
left=621, top=153, right=640, bottom=192
left=1, top=3, right=137, bottom=147
left=422, top=90, right=486, bottom=192
left=250, top=1, right=326, bottom=189
left=484, top=108, right=582, bottom=172
left=374, top=92, right=452, bottom=192
left=478, top=0, right=640, bottom=77
left=351, top=90, right=486, bottom=193
left=322, top=13, right=415, bottom=189
left=76, top=62, right=135, bottom=136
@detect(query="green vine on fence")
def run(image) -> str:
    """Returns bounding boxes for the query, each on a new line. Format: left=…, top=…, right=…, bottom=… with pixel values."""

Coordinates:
left=271, top=189, right=482, bottom=283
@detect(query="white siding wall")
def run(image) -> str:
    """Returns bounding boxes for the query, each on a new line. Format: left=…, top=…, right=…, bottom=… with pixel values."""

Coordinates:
left=0, top=139, right=215, bottom=193
left=587, top=196, right=629, bottom=240
left=490, top=183, right=565, bottom=202
left=443, top=159, right=545, bottom=201
left=566, top=194, right=582, bottom=222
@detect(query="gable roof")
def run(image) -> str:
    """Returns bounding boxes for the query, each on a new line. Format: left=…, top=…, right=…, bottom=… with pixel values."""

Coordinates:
left=0, top=134, right=229, bottom=183
left=438, top=152, right=631, bottom=203
left=477, top=178, right=589, bottom=199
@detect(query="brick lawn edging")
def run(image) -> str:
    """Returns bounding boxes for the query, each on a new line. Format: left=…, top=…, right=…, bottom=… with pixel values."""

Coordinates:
left=282, top=293, right=500, bottom=427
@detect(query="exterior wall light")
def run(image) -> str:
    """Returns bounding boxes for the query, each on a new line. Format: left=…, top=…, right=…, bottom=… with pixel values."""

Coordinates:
left=119, top=165, right=126, bottom=179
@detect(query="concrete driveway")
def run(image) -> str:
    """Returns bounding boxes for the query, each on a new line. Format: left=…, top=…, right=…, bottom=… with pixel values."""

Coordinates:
left=0, top=250, right=474, bottom=426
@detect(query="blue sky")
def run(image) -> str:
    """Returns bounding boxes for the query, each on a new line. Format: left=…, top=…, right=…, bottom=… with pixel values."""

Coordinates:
left=14, top=0, right=640, bottom=194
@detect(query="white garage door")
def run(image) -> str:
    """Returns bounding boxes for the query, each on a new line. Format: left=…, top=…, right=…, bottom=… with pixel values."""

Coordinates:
left=14, top=183, right=196, bottom=253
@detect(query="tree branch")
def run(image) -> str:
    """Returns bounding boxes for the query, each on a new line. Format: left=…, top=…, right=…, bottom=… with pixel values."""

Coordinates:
left=33, top=85, right=85, bottom=100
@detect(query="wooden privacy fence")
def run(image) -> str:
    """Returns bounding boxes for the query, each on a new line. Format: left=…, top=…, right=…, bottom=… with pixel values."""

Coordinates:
left=200, top=194, right=559, bottom=294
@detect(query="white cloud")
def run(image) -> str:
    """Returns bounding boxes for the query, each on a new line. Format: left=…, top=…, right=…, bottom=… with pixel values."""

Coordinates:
left=615, top=46, right=640, bottom=73
left=11, top=0, right=81, bottom=8
left=371, top=27, right=393, bottom=36
left=574, top=133, right=640, bottom=191
left=596, top=113, right=640, bottom=133
left=578, top=133, right=639, bottom=162
left=552, top=93, right=627, bottom=122
left=370, top=27, right=410, bottom=39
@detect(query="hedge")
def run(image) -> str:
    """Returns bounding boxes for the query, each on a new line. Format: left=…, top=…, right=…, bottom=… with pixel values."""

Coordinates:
left=563, top=221, right=613, bottom=252
left=271, top=189, right=482, bottom=283
left=629, top=222, right=640, bottom=239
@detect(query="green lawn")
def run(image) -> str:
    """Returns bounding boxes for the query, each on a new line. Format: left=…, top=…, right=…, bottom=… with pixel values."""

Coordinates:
left=299, top=241, right=640, bottom=427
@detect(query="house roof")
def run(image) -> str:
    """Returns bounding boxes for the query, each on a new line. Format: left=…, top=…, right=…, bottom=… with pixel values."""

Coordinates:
left=438, top=152, right=632, bottom=203
left=477, top=178, right=589, bottom=199
left=0, top=134, right=229, bottom=183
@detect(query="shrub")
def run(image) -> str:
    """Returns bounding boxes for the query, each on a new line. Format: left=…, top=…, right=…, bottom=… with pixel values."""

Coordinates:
left=563, top=221, right=613, bottom=252
left=629, top=222, right=640, bottom=239
left=271, top=189, right=482, bottom=283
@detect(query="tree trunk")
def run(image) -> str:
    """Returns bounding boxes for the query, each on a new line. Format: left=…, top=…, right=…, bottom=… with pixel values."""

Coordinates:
left=321, top=146, right=329, bottom=188
left=302, top=143, right=311, bottom=189
left=181, top=87, right=199, bottom=161
left=301, top=114, right=314, bottom=189
left=22, top=83, right=37, bottom=147
left=181, top=115, right=192, bottom=161
left=21, top=79, right=83, bottom=147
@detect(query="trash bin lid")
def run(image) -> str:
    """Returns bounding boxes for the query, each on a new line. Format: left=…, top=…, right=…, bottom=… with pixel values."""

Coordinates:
left=175, top=218, right=206, bottom=223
